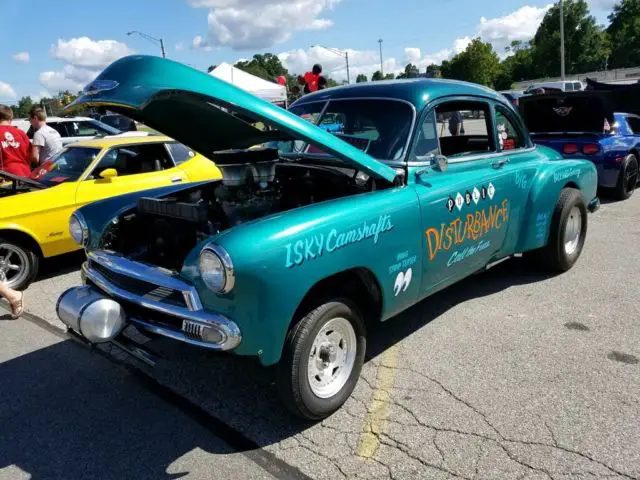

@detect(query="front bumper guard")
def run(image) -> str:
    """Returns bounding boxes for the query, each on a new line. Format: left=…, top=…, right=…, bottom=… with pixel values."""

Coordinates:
left=56, top=251, right=241, bottom=352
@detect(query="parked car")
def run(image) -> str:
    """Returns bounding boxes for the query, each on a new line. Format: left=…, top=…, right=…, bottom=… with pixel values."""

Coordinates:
left=500, top=90, right=525, bottom=108
left=0, top=135, right=221, bottom=290
left=56, top=56, right=600, bottom=420
left=12, top=116, right=148, bottom=146
left=524, top=80, right=584, bottom=93
left=520, top=90, right=640, bottom=199
left=98, top=113, right=138, bottom=132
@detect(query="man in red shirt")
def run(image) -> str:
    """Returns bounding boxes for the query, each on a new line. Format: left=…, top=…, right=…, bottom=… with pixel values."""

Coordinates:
left=0, top=104, right=32, bottom=177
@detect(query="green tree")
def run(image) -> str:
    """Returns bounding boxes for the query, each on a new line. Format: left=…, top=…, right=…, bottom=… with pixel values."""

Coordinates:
left=371, top=70, right=384, bottom=81
left=13, top=96, right=34, bottom=118
left=355, top=73, right=368, bottom=83
left=425, top=64, right=441, bottom=78
left=384, top=73, right=396, bottom=80
left=440, top=60, right=452, bottom=79
left=447, top=38, right=501, bottom=86
left=397, top=63, right=420, bottom=79
left=532, top=0, right=610, bottom=77
left=607, top=0, right=640, bottom=68
left=235, top=53, right=288, bottom=81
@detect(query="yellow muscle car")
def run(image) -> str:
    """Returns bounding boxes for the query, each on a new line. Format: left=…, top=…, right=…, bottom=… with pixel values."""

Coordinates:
left=0, top=135, right=222, bottom=289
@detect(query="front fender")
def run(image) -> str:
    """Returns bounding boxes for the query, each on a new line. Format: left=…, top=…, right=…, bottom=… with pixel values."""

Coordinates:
left=516, top=156, right=597, bottom=252
left=181, top=187, right=423, bottom=366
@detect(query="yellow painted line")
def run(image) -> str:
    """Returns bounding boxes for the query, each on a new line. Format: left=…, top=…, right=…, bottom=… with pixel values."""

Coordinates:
left=357, top=344, right=400, bottom=459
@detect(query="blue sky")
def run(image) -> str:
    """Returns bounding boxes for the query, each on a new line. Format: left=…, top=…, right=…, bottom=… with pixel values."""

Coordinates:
left=0, top=0, right=616, bottom=103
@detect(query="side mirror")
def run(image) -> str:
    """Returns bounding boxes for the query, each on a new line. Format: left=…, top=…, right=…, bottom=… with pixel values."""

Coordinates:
left=99, top=168, right=118, bottom=180
left=431, top=154, right=448, bottom=172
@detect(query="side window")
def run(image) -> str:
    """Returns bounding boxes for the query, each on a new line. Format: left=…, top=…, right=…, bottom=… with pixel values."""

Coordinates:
left=565, top=83, right=574, bottom=92
left=435, top=101, right=492, bottom=158
left=167, top=142, right=196, bottom=165
left=625, top=117, right=640, bottom=134
left=70, top=121, right=108, bottom=137
left=495, top=107, right=526, bottom=151
left=411, top=110, right=439, bottom=160
left=49, top=123, right=69, bottom=137
left=92, top=144, right=174, bottom=178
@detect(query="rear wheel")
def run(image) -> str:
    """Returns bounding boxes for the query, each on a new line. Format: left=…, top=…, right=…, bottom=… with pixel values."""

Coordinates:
left=0, top=238, right=39, bottom=290
left=614, top=154, right=638, bottom=200
left=530, top=188, right=587, bottom=272
left=277, top=299, right=366, bottom=420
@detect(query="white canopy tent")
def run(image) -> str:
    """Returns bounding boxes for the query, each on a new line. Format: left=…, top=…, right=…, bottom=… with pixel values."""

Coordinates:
left=209, top=63, right=287, bottom=105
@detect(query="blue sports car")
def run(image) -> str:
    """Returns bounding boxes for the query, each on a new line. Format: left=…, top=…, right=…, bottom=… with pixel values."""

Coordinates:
left=520, top=90, right=640, bottom=200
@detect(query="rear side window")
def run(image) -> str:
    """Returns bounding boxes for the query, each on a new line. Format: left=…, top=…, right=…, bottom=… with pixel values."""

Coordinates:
left=626, top=117, right=640, bottom=134
left=167, top=142, right=196, bottom=165
left=495, top=107, right=526, bottom=151
left=49, top=122, right=69, bottom=137
left=435, top=101, right=493, bottom=158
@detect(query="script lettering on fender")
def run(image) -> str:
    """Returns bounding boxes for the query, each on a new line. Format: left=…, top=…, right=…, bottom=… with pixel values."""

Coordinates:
left=425, top=199, right=509, bottom=261
left=284, top=214, right=394, bottom=268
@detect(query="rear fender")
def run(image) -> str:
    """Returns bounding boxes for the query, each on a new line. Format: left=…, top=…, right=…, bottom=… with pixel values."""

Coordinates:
left=515, top=160, right=597, bottom=252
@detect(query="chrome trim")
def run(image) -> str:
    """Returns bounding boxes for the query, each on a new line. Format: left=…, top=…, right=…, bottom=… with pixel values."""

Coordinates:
left=82, top=251, right=241, bottom=351
left=200, top=244, right=235, bottom=294
left=71, top=211, right=89, bottom=247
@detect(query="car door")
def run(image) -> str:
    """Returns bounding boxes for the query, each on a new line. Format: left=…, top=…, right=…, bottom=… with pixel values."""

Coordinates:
left=410, top=98, right=527, bottom=296
left=75, top=142, right=187, bottom=207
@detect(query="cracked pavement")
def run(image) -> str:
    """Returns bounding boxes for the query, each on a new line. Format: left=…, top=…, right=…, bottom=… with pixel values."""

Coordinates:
left=11, top=194, right=640, bottom=479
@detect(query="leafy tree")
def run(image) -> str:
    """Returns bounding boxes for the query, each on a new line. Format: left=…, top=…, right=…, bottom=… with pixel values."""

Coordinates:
left=235, top=53, right=288, bottom=81
left=447, top=39, right=501, bottom=87
left=532, top=0, right=610, bottom=77
left=397, top=63, right=420, bottom=79
left=440, top=60, right=452, bottom=79
left=607, top=0, right=640, bottom=68
left=371, top=70, right=384, bottom=81
left=13, top=96, right=34, bottom=118
left=384, top=73, right=396, bottom=80
left=355, top=73, right=368, bottom=83
left=425, top=64, right=441, bottom=78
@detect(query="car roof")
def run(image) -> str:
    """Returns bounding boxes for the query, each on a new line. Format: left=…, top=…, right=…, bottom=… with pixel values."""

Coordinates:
left=45, top=116, right=95, bottom=122
left=64, top=134, right=174, bottom=149
left=292, top=78, right=509, bottom=111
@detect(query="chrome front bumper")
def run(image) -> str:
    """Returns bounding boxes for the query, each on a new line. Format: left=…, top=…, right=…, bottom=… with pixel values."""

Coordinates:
left=57, top=251, right=241, bottom=351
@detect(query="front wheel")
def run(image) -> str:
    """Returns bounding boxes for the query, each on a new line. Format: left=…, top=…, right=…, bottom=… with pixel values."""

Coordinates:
left=277, top=299, right=366, bottom=420
left=0, top=238, right=39, bottom=291
left=614, top=154, right=638, bottom=201
left=535, top=188, right=588, bottom=272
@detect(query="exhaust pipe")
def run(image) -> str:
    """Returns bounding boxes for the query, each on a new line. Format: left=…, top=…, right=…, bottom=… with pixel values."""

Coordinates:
left=57, top=286, right=126, bottom=343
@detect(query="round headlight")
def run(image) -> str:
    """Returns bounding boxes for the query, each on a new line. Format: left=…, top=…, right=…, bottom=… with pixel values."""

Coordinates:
left=69, top=212, right=89, bottom=247
left=199, top=246, right=235, bottom=294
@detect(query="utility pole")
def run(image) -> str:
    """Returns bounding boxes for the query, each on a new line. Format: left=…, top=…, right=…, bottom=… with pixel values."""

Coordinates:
left=160, top=38, right=166, bottom=59
left=127, top=30, right=166, bottom=58
left=560, top=0, right=566, bottom=80
left=312, top=45, right=350, bottom=84
left=345, top=51, right=350, bottom=84
left=378, top=39, right=384, bottom=77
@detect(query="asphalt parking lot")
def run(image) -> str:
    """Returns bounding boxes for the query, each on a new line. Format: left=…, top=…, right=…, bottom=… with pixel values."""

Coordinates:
left=2, top=192, right=640, bottom=480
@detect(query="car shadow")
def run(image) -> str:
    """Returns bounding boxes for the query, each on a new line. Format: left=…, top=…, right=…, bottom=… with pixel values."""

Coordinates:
left=35, top=250, right=85, bottom=282
left=0, top=331, right=247, bottom=480
left=125, top=257, right=557, bottom=447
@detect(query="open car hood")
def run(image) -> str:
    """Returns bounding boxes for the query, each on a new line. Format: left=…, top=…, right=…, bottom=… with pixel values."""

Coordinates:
left=65, top=55, right=399, bottom=183
left=519, top=91, right=614, bottom=134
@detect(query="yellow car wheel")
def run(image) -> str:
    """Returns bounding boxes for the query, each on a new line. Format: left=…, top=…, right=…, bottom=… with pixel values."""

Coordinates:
left=0, top=237, right=39, bottom=291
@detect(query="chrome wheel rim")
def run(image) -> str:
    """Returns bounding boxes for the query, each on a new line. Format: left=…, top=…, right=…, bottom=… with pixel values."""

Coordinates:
left=0, top=243, right=29, bottom=289
left=563, top=206, right=582, bottom=256
left=308, top=317, right=357, bottom=399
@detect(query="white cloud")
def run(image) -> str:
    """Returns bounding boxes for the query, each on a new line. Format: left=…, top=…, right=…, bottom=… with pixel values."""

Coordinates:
left=12, top=52, right=30, bottom=63
left=191, top=35, right=213, bottom=51
left=477, top=5, right=552, bottom=54
left=52, top=37, right=133, bottom=69
left=39, top=65, right=100, bottom=93
left=40, top=36, right=133, bottom=94
left=175, top=42, right=186, bottom=51
left=588, top=0, right=617, bottom=9
left=190, top=0, right=341, bottom=50
left=0, top=81, right=17, bottom=100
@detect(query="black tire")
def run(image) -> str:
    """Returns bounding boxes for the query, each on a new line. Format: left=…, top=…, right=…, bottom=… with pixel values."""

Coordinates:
left=0, top=237, right=39, bottom=291
left=534, top=188, right=587, bottom=272
left=277, top=299, right=366, bottom=420
left=614, top=154, right=638, bottom=201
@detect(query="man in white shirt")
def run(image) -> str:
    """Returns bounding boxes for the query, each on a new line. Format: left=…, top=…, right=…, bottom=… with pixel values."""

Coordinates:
left=29, top=107, right=63, bottom=165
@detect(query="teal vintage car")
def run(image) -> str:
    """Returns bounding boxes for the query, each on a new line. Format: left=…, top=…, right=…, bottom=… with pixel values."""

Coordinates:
left=56, top=55, right=600, bottom=420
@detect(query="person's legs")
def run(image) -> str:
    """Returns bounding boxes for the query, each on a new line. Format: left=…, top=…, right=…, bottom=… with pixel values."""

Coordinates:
left=0, top=282, right=24, bottom=318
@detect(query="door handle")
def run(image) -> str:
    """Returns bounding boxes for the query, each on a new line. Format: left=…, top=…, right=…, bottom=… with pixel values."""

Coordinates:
left=491, top=158, right=510, bottom=169
left=171, top=176, right=184, bottom=183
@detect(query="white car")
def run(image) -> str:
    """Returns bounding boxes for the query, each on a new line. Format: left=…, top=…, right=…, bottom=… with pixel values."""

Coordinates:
left=11, top=116, right=149, bottom=146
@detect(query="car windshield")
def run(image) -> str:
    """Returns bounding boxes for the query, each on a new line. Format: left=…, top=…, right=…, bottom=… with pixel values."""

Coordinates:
left=30, top=147, right=101, bottom=186
left=277, top=99, right=414, bottom=161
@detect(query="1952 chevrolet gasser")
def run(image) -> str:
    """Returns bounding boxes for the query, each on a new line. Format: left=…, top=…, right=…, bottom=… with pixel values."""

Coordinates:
left=57, top=55, right=600, bottom=419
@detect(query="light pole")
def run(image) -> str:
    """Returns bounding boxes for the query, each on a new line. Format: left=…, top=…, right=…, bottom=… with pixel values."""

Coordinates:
left=127, top=30, right=166, bottom=58
left=378, top=39, right=384, bottom=77
left=559, top=0, right=565, bottom=80
left=312, top=45, right=350, bottom=84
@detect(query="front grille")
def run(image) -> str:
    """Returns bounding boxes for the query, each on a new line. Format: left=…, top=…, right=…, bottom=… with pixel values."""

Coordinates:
left=90, top=261, right=188, bottom=308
